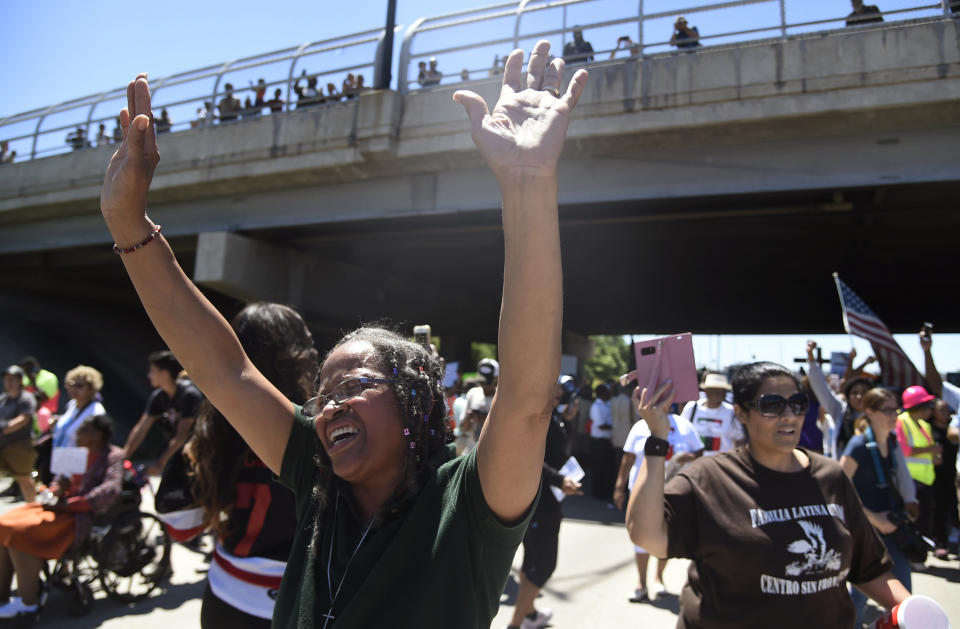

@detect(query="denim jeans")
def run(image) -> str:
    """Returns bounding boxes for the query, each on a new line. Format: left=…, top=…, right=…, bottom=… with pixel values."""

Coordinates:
left=849, top=533, right=912, bottom=627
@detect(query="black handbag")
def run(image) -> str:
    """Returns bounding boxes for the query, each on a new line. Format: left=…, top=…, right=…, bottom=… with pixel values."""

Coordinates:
left=864, top=427, right=934, bottom=562
left=886, top=510, right=933, bottom=563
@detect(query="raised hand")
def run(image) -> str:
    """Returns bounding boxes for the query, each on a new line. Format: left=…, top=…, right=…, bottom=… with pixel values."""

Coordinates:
left=453, top=40, right=588, bottom=182
left=806, top=340, right=817, bottom=361
left=632, top=380, right=675, bottom=439
left=101, top=74, right=159, bottom=227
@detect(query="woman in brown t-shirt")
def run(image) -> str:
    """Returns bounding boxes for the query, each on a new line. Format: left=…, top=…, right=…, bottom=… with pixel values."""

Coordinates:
left=625, top=362, right=910, bottom=629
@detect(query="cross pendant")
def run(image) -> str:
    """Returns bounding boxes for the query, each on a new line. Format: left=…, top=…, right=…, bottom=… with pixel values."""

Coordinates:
left=321, top=610, right=335, bottom=628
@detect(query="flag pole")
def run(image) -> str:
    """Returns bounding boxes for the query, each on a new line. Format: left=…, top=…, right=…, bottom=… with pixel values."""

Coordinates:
left=833, top=272, right=856, bottom=350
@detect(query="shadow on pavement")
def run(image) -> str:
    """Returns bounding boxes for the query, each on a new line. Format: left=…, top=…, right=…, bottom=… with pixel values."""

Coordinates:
left=41, top=577, right=206, bottom=628
left=560, top=494, right=625, bottom=525
left=645, top=591, right=680, bottom=615
left=918, top=563, right=960, bottom=583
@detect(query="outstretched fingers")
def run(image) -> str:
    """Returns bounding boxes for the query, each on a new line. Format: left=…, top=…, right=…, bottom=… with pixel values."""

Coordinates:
left=525, top=40, right=551, bottom=91
left=540, top=56, right=565, bottom=95
left=562, top=68, right=589, bottom=110
left=119, top=108, right=130, bottom=142
left=133, top=77, right=159, bottom=156
left=452, top=90, right=490, bottom=132
left=501, top=49, right=524, bottom=93
left=126, top=79, right=136, bottom=122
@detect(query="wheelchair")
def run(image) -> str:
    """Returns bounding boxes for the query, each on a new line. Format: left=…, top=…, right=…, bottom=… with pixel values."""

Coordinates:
left=41, top=462, right=172, bottom=616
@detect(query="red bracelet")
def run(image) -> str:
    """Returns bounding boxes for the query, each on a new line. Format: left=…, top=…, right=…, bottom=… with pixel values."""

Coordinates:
left=112, top=224, right=162, bottom=254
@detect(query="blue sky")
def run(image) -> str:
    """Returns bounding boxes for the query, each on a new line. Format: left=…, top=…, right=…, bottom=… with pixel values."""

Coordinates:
left=3, top=0, right=957, bottom=372
left=2, top=0, right=942, bottom=119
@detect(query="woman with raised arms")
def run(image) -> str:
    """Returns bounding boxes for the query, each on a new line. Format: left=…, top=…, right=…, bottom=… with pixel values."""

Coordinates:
left=98, top=40, right=586, bottom=628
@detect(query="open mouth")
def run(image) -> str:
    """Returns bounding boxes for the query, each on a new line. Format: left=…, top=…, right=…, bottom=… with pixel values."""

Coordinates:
left=328, top=425, right=360, bottom=451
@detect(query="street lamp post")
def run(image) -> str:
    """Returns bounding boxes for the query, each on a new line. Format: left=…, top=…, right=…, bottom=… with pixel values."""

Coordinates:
left=377, top=0, right=398, bottom=90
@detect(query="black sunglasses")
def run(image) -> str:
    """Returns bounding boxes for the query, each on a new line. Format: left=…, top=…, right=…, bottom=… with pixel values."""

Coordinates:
left=749, top=393, right=810, bottom=417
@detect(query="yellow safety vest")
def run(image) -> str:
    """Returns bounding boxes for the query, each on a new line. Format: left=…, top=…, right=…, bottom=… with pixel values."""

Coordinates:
left=898, top=412, right=935, bottom=486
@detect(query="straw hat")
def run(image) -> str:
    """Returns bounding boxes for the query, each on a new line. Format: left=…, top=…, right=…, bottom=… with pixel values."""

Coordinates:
left=700, top=373, right=731, bottom=391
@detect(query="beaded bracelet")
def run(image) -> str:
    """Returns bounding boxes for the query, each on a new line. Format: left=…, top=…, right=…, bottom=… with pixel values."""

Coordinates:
left=112, top=224, right=162, bottom=254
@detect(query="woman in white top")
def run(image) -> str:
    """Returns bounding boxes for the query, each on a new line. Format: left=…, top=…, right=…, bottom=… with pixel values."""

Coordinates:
left=52, top=366, right=106, bottom=449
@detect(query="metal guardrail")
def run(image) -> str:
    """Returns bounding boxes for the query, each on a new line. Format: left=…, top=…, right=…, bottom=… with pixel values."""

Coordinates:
left=397, top=0, right=957, bottom=92
left=0, top=27, right=395, bottom=162
left=0, top=0, right=956, bottom=164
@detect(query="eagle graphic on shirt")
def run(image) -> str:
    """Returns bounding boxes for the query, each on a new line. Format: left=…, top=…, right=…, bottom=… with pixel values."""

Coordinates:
left=784, top=520, right=842, bottom=576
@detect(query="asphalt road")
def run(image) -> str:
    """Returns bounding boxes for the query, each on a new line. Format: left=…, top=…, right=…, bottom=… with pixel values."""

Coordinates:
left=1, top=486, right=956, bottom=628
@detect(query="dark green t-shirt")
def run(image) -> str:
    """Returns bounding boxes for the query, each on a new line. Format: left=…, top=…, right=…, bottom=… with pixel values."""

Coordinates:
left=273, top=407, right=534, bottom=628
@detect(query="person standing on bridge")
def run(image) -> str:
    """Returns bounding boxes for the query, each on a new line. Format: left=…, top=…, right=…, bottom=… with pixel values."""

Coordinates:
left=562, top=26, right=594, bottom=65
left=846, top=0, right=884, bottom=27
left=98, top=39, right=587, bottom=628
left=626, top=362, right=911, bottom=628
left=669, top=17, right=701, bottom=50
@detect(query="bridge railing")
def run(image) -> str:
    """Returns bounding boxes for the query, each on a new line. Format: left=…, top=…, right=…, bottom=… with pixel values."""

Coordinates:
left=397, top=0, right=956, bottom=93
left=1, top=0, right=956, bottom=164
left=0, top=27, right=394, bottom=162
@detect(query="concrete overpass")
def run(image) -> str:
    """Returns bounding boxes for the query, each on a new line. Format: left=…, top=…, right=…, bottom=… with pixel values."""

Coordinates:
left=1, top=16, right=959, bottom=412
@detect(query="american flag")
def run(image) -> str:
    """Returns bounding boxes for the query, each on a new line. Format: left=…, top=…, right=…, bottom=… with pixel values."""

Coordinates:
left=833, top=273, right=922, bottom=391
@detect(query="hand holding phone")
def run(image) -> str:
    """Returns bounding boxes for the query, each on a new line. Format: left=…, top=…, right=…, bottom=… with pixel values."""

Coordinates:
left=630, top=333, right=698, bottom=403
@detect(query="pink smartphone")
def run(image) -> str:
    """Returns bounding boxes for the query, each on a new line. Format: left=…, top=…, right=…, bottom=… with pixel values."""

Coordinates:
left=632, top=333, right=699, bottom=403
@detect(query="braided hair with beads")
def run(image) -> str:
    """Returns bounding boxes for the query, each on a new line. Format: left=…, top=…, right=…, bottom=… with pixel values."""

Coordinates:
left=307, top=325, right=454, bottom=554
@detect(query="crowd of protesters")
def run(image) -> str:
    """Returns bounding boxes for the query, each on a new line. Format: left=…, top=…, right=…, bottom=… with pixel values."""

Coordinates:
left=4, top=323, right=956, bottom=626
left=2, top=23, right=958, bottom=627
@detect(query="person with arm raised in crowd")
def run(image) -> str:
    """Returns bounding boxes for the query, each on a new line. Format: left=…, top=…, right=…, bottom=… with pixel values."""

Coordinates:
left=625, top=363, right=911, bottom=629
left=806, top=340, right=870, bottom=458
left=98, top=40, right=587, bottom=628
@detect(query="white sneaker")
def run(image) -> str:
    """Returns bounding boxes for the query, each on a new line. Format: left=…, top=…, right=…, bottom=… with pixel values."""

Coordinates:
left=649, top=582, right=667, bottom=601
left=0, top=597, right=38, bottom=619
left=520, top=607, right=553, bottom=629
left=628, top=587, right=647, bottom=603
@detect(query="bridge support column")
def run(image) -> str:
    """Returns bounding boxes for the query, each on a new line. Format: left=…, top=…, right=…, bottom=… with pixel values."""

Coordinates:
left=194, top=231, right=303, bottom=304
left=562, top=331, right=595, bottom=382
left=194, top=231, right=437, bottom=324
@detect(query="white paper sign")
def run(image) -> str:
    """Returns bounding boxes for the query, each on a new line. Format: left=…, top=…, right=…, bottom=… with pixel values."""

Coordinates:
left=50, top=446, right=89, bottom=476
left=550, top=456, right=586, bottom=502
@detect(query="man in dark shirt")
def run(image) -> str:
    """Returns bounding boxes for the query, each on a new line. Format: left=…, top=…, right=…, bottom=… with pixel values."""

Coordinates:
left=123, top=351, right=202, bottom=474
left=846, top=0, right=884, bottom=27
left=562, top=27, right=594, bottom=65
left=670, top=16, right=701, bottom=49
left=0, top=366, right=37, bottom=502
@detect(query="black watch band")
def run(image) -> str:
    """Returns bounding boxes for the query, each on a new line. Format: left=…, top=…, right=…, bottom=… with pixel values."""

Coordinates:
left=644, top=436, right=670, bottom=457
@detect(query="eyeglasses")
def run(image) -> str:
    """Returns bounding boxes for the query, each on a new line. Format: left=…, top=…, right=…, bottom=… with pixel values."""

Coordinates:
left=875, top=406, right=899, bottom=416
left=66, top=380, right=89, bottom=388
left=303, top=377, right=396, bottom=419
left=749, top=393, right=810, bottom=417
